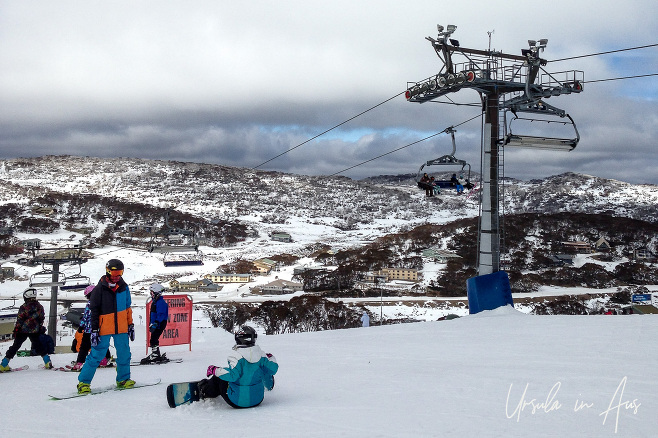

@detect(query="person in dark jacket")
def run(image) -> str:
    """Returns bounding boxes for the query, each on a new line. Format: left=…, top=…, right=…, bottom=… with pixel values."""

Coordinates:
left=141, top=283, right=169, bottom=364
left=77, top=259, right=135, bottom=394
left=0, top=288, right=53, bottom=372
left=418, top=173, right=433, bottom=197
left=199, top=326, right=278, bottom=408
left=450, top=173, right=464, bottom=194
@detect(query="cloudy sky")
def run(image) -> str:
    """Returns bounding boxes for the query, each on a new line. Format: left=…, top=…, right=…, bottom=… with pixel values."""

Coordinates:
left=1, top=1, right=657, bottom=183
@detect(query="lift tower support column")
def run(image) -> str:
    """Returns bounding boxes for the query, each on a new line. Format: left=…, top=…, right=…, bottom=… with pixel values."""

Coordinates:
left=405, top=25, right=583, bottom=312
left=479, top=92, right=500, bottom=275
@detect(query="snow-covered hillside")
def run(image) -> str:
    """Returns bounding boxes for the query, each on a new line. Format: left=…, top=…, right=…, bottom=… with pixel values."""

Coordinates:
left=1, top=307, right=657, bottom=437
left=1, top=155, right=657, bottom=317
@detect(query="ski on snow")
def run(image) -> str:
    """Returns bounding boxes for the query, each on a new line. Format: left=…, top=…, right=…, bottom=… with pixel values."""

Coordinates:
left=0, top=365, right=29, bottom=373
left=40, top=362, right=116, bottom=372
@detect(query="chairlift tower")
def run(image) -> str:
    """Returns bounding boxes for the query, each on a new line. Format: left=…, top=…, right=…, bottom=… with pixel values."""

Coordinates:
left=406, top=24, right=583, bottom=277
left=30, top=246, right=89, bottom=347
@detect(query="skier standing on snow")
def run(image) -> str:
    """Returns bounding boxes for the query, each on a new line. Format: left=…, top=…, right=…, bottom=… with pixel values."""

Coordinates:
left=141, top=283, right=169, bottom=364
left=199, top=326, right=278, bottom=408
left=70, top=285, right=113, bottom=371
left=0, top=288, right=53, bottom=372
left=77, top=259, right=135, bottom=394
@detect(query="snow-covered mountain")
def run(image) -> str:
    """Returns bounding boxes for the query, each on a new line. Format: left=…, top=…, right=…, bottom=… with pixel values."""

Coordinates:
left=2, top=156, right=656, bottom=229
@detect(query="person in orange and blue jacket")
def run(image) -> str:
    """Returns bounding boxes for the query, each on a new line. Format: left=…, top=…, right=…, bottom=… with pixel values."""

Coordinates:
left=77, top=259, right=135, bottom=394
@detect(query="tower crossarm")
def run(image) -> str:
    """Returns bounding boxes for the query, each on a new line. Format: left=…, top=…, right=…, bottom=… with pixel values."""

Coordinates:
left=407, top=29, right=583, bottom=105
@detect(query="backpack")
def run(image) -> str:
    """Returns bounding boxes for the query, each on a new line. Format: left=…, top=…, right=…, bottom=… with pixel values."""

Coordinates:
left=31, top=333, right=55, bottom=356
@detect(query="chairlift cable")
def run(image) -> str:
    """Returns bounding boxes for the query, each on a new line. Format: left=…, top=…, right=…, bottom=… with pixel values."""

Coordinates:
left=429, top=100, right=481, bottom=107
left=328, top=113, right=481, bottom=177
left=583, top=73, right=658, bottom=84
left=253, top=91, right=405, bottom=170
left=548, top=43, right=658, bottom=63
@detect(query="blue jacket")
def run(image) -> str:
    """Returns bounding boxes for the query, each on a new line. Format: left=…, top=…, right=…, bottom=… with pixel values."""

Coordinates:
left=213, top=345, right=278, bottom=408
left=150, top=296, right=168, bottom=329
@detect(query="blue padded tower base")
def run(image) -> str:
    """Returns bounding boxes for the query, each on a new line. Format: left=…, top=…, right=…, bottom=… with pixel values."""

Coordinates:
left=466, top=271, right=514, bottom=314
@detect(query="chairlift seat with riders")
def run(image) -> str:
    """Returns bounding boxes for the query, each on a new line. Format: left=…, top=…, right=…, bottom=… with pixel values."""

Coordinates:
left=416, top=126, right=472, bottom=192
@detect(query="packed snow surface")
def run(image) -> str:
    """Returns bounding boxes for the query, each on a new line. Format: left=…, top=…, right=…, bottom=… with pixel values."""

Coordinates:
left=2, top=306, right=657, bottom=437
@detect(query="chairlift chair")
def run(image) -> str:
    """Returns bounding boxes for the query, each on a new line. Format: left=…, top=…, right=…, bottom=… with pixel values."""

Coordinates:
left=59, top=274, right=91, bottom=291
left=59, top=263, right=91, bottom=290
left=163, top=251, right=204, bottom=267
left=149, top=208, right=199, bottom=253
left=150, top=243, right=199, bottom=254
left=503, top=86, right=580, bottom=151
left=504, top=112, right=580, bottom=151
left=29, top=270, right=66, bottom=288
left=416, top=126, right=472, bottom=190
left=1, top=295, right=20, bottom=311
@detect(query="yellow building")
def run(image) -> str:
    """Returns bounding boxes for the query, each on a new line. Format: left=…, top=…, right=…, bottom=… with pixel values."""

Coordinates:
left=204, top=272, right=252, bottom=283
left=381, top=267, right=418, bottom=281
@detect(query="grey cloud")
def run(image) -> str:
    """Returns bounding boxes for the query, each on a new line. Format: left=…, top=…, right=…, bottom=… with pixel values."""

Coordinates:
left=1, top=1, right=657, bottom=184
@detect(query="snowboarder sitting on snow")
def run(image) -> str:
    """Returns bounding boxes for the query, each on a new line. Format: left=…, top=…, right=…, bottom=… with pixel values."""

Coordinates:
left=199, top=325, right=278, bottom=408
left=0, top=288, right=53, bottom=372
left=141, top=283, right=169, bottom=364
left=70, top=285, right=113, bottom=371
left=77, top=259, right=135, bottom=394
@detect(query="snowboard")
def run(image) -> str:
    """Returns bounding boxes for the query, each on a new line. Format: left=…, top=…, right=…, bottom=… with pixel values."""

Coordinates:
left=166, top=380, right=203, bottom=408
left=0, top=365, right=29, bottom=373
left=49, top=378, right=161, bottom=400
left=131, top=357, right=183, bottom=366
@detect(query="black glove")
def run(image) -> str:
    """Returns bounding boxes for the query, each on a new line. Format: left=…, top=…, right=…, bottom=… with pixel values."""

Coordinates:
left=91, top=330, right=100, bottom=347
left=128, top=324, right=135, bottom=342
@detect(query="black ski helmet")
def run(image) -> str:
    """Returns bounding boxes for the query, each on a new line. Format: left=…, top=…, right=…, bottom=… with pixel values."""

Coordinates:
left=234, top=326, right=257, bottom=347
left=105, top=259, right=124, bottom=275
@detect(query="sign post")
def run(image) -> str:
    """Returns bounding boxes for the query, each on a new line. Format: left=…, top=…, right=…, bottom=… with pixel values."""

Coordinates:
left=145, top=294, right=193, bottom=354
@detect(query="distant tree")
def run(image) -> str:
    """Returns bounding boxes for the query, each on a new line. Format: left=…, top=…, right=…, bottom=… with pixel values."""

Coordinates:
left=532, top=296, right=590, bottom=315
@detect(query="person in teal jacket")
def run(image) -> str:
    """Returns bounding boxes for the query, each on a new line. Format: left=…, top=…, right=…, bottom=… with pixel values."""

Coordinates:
left=200, top=326, right=278, bottom=408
